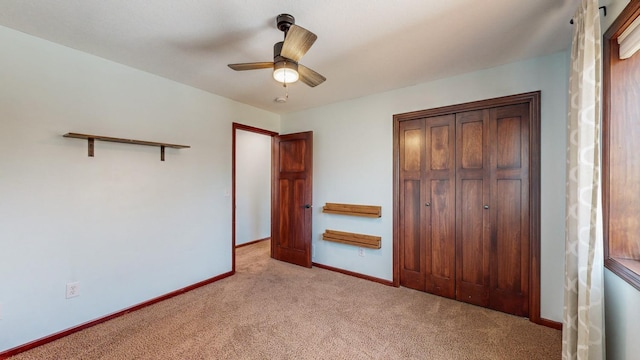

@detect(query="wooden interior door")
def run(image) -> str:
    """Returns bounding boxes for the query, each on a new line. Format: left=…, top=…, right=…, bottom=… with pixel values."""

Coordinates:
left=271, top=131, right=313, bottom=268
left=488, top=104, right=530, bottom=316
left=455, top=109, right=491, bottom=307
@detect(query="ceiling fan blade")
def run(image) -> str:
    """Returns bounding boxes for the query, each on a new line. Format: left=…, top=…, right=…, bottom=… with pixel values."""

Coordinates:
left=281, top=25, right=317, bottom=62
left=228, top=62, right=274, bottom=71
left=298, top=64, right=326, bottom=87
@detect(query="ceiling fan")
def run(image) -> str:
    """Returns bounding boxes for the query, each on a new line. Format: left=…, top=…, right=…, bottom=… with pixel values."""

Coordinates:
left=228, top=14, right=326, bottom=87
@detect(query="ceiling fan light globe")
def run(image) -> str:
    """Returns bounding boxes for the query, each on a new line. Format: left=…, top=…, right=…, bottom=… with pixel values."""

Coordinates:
left=273, top=68, right=299, bottom=83
left=273, top=62, right=299, bottom=84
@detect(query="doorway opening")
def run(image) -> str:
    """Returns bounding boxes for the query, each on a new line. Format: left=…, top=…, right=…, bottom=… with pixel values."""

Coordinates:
left=232, top=123, right=278, bottom=272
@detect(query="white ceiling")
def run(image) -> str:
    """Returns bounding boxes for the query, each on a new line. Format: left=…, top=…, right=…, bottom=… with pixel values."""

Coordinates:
left=0, top=0, right=579, bottom=114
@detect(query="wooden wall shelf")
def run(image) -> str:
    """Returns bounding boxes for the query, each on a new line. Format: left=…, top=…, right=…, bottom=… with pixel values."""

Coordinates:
left=322, top=230, right=381, bottom=249
left=322, top=203, right=381, bottom=218
left=63, top=132, right=190, bottom=161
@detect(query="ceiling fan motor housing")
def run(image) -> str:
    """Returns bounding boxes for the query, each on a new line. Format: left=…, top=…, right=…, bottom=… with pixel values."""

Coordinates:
left=273, top=41, right=293, bottom=62
left=273, top=58, right=298, bottom=73
left=276, top=14, right=295, bottom=33
left=273, top=41, right=297, bottom=65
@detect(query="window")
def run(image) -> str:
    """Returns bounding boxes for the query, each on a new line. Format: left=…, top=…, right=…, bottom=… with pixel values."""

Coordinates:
left=603, top=0, right=640, bottom=291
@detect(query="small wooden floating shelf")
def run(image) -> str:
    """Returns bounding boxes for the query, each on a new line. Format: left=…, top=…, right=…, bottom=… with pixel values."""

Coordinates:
left=322, top=230, right=381, bottom=249
left=63, top=132, right=190, bottom=161
left=322, top=203, right=381, bottom=218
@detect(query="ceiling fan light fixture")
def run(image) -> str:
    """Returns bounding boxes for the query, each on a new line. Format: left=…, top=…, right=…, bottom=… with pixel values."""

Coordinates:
left=228, top=14, right=325, bottom=87
left=273, top=61, right=299, bottom=84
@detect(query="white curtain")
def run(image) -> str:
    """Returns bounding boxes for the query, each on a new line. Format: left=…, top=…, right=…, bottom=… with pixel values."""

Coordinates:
left=562, top=0, right=604, bottom=359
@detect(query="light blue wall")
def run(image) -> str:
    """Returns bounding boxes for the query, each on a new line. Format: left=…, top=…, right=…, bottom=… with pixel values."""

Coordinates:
left=604, top=270, right=640, bottom=359
left=0, top=25, right=279, bottom=352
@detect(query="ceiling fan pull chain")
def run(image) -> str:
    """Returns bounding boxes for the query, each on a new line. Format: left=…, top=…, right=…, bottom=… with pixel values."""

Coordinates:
left=282, top=63, right=290, bottom=100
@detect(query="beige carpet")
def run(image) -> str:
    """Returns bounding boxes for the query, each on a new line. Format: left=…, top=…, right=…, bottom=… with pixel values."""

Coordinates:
left=11, top=240, right=561, bottom=359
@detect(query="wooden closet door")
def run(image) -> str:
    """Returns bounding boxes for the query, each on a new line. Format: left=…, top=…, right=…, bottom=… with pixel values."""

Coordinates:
left=395, top=91, right=539, bottom=320
left=399, top=119, right=426, bottom=291
left=398, top=115, right=456, bottom=297
left=488, top=103, right=530, bottom=316
left=455, top=110, right=491, bottom=307
left=424, top=115, right=456, bottom=298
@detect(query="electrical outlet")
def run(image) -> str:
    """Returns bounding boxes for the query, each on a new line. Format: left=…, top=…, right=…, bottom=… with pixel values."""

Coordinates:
left=66, top=282, right=80, bottom=299
left=358, top=247, right=365, bottom=257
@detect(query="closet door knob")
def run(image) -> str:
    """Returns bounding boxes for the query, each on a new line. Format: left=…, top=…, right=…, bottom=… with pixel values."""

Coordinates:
left=483, top=205, right=489, bottom=209
left=425, top=202, right=431, bottom=207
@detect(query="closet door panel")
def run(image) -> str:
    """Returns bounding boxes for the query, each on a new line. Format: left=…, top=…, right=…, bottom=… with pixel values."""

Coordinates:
left=427, top=179, right=455, bottom=298
left=456, top=179, right=489, bottom=306
left=399, top=120, right=426, bottom=291
left=460, top=121, right=483, bottom=169
left=424, top=115, right=456, bottom=298
left=460, top=180, right=484, bottom=285
left=488, top=104, right=530, bottom=316
left=495, top=180, right=523, bottom=291
left=403, top=128, right=423, bottom=172
left=496, top=117, right=522, bottom=169
left=490, top=179, right=528, bottom=316
left=430, top=125, right=452, bottom=170
left=400, top=179, right=425, bottom=290
left=455, top=110, right=491, bottom=306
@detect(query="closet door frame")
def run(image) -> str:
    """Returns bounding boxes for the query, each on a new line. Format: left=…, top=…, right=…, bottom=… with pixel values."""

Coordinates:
left=392, top=91, right=541, bottom=324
